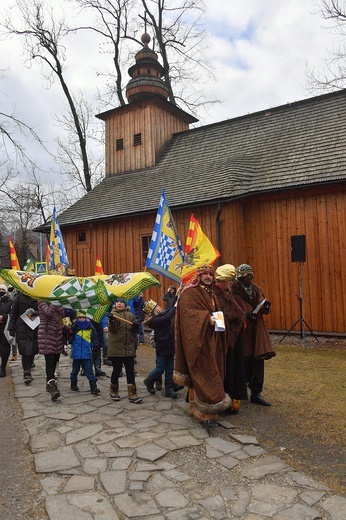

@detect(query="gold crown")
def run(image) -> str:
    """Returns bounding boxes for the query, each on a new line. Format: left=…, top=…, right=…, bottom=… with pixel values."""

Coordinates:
left=197, top=264, right=214, bottom=273
left=143, top=299, right=158, bottom=316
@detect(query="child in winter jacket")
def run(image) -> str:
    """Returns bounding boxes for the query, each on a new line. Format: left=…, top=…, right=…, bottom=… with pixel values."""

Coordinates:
left=69, top=313, right=100, bottom=395
left=142, top=299, right=183, bottom=399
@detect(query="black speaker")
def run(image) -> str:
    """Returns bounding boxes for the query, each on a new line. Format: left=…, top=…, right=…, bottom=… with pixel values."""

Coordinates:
left=291, top=235, right=306, bottom=263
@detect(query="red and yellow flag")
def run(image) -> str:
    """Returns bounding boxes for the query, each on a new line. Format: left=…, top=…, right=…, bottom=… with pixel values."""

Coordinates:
left=95, top=255, right=104, bottom=276
left=8, top=237, right=20, bottom=270
left=181, top=215, right=220, bottom=284
left=45, top=239, right=50, bottom=266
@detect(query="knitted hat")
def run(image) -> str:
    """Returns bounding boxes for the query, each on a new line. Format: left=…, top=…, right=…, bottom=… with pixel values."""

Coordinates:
left=143, top=299, right=158, bottom=316
left=0, top=285, right=7, bottom=292
left=215, top=264, right=237, bottom=281
left=115, top=298, right=127, bottom=305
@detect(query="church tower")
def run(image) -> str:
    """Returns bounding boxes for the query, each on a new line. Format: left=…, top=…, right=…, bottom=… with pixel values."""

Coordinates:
left=96, top=33, right=198, bottom=175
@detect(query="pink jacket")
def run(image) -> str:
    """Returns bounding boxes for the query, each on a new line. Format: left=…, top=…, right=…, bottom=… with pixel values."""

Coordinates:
left=37, top=302, right=65, bottom=355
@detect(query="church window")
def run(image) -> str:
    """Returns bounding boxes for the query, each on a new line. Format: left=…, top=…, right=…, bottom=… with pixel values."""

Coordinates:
left=116, top=138, right=124, bottom=151
left=78, top=232, right=86, bottom=243
left=141, top=235, right=151, bottom=267
left=134, top=133, right=142, bottom=146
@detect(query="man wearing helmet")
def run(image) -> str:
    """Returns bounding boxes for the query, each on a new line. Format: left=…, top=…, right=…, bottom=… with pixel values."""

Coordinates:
left=232, top=264, right=276, bottom=406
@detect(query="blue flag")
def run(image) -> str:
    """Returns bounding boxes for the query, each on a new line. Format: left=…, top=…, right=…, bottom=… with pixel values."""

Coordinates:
left=49, top=206, right=69, bottom=274
left=146, top=189, right=184, bottom=283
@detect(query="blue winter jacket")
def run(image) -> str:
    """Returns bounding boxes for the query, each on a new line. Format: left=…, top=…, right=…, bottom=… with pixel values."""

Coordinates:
left=71, top=319, right=98, bottom=359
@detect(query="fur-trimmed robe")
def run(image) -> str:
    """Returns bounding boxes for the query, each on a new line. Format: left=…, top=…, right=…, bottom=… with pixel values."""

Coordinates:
left=173, top=284, right=231, bottom=414
left=232, top=280, right=276, bottom=360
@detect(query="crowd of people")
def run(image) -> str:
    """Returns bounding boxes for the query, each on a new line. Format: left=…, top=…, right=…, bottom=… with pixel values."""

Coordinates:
left=0, top=263, right=275, bottom=426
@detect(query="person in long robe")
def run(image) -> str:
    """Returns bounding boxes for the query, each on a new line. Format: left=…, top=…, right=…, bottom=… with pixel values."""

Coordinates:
left=213, top=264, right=248, bottom=414
left=174, top=264, right=231, bottom=427
left=232, top=264, right=276, bottom=406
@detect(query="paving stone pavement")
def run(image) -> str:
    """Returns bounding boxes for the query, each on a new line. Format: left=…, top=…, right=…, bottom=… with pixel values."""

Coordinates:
left=11, top=354, right=346, bottom=519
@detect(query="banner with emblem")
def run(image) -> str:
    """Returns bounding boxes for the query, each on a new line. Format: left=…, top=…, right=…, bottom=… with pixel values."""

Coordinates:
left=0, top=269, right=160, bottom=322
left=181, top=214, right=220, bottom=283
left=145, top=189, right=184, bottom=283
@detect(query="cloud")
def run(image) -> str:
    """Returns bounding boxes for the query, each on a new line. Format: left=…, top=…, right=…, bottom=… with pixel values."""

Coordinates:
left=0, top=0, right=341, bottom=176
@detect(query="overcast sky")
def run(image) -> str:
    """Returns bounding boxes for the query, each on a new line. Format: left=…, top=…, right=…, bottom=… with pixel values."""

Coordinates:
left=1, top=0, right=340, bottom=182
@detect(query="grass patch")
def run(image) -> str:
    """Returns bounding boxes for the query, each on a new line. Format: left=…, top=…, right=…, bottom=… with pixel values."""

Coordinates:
left=267, top=344, right=346, bottom=448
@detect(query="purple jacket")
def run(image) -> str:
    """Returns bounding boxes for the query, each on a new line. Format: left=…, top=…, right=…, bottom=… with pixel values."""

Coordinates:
left=37, top=302, right=65, bottom=355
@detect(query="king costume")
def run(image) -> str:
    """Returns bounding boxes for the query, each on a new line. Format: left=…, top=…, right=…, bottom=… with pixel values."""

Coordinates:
left=174, top=267, right=231, bottom=423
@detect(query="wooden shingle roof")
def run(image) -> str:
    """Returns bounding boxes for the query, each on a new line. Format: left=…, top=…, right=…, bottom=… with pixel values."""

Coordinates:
left=58, top=89, right=346, bottom=226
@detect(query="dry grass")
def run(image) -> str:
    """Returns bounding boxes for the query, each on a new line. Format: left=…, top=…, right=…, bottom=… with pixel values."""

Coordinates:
left=268, top=340, right=346, bottom=448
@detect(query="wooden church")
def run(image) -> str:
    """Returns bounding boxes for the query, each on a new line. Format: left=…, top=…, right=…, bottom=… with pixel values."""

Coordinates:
left=53, top=33, right=346, bottom=335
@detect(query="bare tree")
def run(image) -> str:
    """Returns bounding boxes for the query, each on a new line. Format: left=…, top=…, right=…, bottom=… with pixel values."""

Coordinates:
left=307, top=0, right=346, bottom=91
left=2, top=0, right=94, bottom=191
left=0, top=69, right=45, bottom=177
left=73, top=0, right=216, bottom=114
left=70, top=0, right=135, bottom=107
left=53, top=91, right=104, bottom=193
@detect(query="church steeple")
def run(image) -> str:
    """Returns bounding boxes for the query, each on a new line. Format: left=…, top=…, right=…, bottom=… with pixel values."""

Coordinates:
left=126, top=33, right=169, bottom=103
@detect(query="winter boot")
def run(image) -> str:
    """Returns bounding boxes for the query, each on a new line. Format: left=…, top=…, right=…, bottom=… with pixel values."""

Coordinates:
left=155, top=377, right=163, bottom=391
left=90, top=381, right=100, bottom=395
left=70, top=381, right=79, bottom=391
left=143, top=377, right=156, bottom=394
left=173, top=382, right=184, bottom=392
left=23, top=371, right=33, bottom=385
left=47, top=379, right=60, bottom=401
left=165, top=382, right=178, bottom=399
left=109, top=382, right=120, bottom=401
left=231, top=399, right=241, bottom=414
left=127, top=384, right=142, bottom=404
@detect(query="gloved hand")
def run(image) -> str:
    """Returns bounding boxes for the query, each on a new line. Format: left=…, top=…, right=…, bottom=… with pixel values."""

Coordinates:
left=262, top=300, right=271, bottom=314
left=8, top=329, right=15, bottom=337
left=106, top=312, right=116, bottom=323
left=246, top=312, right=257, bottom=321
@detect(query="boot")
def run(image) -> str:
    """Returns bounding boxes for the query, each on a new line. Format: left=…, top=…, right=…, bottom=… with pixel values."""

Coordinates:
left=11, top=354, right=18, bottom=361
left=173, top=382, right=184, bottom=392
left=250, top=393, right=271, bottom=406
left=23, top=371, right=33, bottom=385
left=0, top=366, right=6, bottom=378
left=70, top=381, right=79, bottom=391
left=110, top=382, right=120, bottom=401
left=231, top=399, right=241, bottom=414
left=127, top=384, right=142, bottom=404
left=143, top=377, right=156, bottom=394
left=95, top=355, right=106, bottom=376
left=47, top=379, right=60, bottom=401
left=155, top=378, right=163, bottom=391
left=165, top=382, right=178, bottom=399
left=90, top=381, right=100, bottom=395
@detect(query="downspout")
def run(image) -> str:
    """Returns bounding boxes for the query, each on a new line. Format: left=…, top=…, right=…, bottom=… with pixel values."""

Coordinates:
left=216, top=203, right=222, bottom=266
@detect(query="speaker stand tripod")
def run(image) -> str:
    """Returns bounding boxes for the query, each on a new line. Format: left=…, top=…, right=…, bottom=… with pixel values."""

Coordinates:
left=279, top=262, right=319, bottom=343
